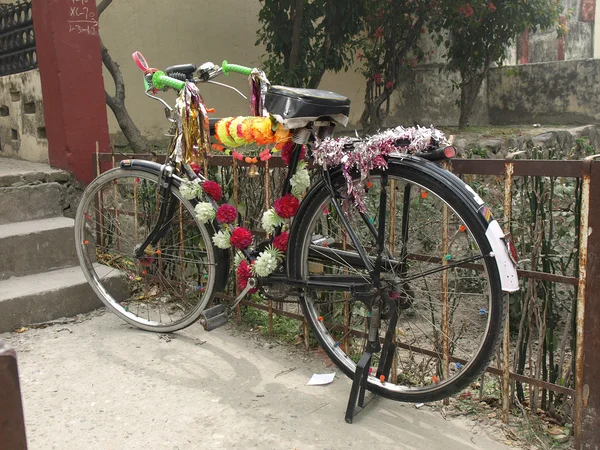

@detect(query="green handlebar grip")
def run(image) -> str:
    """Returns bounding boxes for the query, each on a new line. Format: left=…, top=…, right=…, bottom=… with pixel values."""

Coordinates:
left=152, top=70, right=186, bottom=91
left=222, top=60, right=253, bottom=76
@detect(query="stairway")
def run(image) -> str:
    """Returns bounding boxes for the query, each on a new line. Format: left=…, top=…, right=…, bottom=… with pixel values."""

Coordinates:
left=0, top=158, right=115, bottom=332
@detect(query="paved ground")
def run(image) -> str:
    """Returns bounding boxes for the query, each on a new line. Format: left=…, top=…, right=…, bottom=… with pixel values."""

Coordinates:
left=2, top=310, right=513, bottom=450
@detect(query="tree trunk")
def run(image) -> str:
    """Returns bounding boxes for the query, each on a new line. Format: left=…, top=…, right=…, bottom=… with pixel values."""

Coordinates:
left=361, top=88, right=392, bottom=134
left=308, top=31, right=331, bottom=89
left=101, top=41, right=148, bottom=152
left=98, top=0, right=148, bottom=152
left=458, top=72, right=485, bottom=130
left=288, top=0, right=304, bottom=71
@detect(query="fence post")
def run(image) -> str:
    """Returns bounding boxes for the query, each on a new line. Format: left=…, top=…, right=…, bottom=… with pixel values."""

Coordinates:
left=0, top=339, right=27, bottom=449
left=501, top=151, right=524, bottom=423
left=574, top=156, right=600, bottom=449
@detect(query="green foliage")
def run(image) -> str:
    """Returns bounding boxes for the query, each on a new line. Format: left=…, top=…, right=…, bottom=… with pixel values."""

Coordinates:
left=430, top=0, right=564, bottom=127
left=358, top=0, right=435, bottom=132
left=256, top=0, right=366, bottom=88
left=434, top=0, right=563, bottom=75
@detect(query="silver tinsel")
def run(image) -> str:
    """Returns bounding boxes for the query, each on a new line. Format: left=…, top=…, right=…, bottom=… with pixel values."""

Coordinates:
left=312, top=126, right=448, bottom=211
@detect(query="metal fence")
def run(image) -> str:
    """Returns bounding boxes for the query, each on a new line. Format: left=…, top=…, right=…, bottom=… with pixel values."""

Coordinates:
left=96, top=150, right=600, bottom=449
left=0, top=0, right=36, bottom=77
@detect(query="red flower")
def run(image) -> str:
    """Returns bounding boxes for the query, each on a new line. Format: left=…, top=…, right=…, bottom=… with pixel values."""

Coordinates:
left=373, top=73, right=383, bottom=84
left=273, top=232, right=289, bottom=252
left=488, top=2, right=496, bottom=12
left=273, top=194, right=299, bottom=219
left=259, top=148, right=272, bottom=162
left=374, top=26, right=384, bottom=38
left=216, top=204, right=237, bottom=224
left=281, top=143, right=306, bottom=165
left=357, top=52, right=364, bottom=60
left=232, top=151, right=244, bottom=161
left=230, top=227, right=253, bottom=249
left=459, top=3, right=474, bottom=17
left=237, top=260, right=257, bottom=293
left=189, top=162, right=202, bottom=175
left=385, top=81, right=394, bottom=90
left=202, top=180, right=222, bottom=201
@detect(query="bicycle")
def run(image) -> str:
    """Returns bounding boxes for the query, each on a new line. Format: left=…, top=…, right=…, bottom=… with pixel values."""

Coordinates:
left=75, top=51, right=519, bottom=418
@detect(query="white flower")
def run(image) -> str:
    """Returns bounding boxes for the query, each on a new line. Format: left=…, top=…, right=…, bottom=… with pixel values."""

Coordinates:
left=290, top=161, right=310, bottom=198
left=261, top=208, right=284, bottom=234
left=195, top=202, right=215, bottom=224
left=234, top=251, right=245, bottom=268
left=252, top=248, right=282, bottom=277
left=212, top=230, right=231, bottom=249
left=179, top=180, right=201, bottom=200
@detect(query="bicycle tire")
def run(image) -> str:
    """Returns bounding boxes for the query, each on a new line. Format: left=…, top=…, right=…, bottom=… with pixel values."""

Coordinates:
left=75, top=168, right=219, bottom=333
left=288, top=157, right=506, bottom=403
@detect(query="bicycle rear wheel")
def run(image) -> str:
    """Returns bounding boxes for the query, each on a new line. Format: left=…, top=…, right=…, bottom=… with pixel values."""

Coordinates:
left=288, top=158, right=505, bottom=403
left=75, top=168, right=217, bottom=332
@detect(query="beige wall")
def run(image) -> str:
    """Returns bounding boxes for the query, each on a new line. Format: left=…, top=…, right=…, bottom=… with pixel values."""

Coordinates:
left=99, top=0, right=366, bottom=144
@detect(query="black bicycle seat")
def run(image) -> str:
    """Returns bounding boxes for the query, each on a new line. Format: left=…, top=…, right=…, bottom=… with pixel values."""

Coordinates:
left=266, top=85, right=350, bottom=124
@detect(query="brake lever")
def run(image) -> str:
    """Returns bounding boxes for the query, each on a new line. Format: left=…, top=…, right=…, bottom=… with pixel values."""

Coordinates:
left=206, top=80, right=248, bottom=100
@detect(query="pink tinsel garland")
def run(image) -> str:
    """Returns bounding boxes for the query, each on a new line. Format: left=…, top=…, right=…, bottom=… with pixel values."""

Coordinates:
left=312, top=126, right=448, bottom=211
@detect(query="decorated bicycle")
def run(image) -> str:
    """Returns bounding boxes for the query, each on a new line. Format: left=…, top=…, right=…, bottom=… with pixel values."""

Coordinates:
left=75, top=51, right=518, bottom=419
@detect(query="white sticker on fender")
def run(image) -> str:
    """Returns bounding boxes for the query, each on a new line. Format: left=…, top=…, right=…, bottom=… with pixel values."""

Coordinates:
left=485, top=220, right=519, bottom=292
left=464, top=184, right=485, bottom=206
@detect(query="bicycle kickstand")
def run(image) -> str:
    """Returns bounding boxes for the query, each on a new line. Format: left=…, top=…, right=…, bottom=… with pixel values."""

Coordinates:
left=345, top=303, right=382, bottom=423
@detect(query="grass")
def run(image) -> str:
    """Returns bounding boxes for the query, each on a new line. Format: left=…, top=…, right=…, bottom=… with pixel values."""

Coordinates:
left=239, top=296, right=303, bottom=344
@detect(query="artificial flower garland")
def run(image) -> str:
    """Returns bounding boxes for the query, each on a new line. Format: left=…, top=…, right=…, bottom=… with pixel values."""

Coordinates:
left=182, top=121, right=448, bottom=290
left=213, top=115, right=293, bottom=164
left=179, top=116, right=309, bottom=289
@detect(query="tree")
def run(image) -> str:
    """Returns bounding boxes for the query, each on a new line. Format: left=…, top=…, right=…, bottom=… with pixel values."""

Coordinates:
left=358, top=0, right=435, bottom=133
left=98, top=0, right=148, bottom=151
left=256, top=0, right=366, bottom=88
left=432, top=0, right=564, bottom=129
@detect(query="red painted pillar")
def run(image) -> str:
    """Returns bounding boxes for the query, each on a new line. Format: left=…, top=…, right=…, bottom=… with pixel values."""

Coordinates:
left=32, top=0, right=109, bottom=183
left=518, top=28, right=529, bottom=64
left=581, top=0, right=596, bottom=21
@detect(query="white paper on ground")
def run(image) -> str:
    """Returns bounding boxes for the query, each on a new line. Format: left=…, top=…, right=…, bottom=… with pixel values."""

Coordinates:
left=307, top=372, right=336, bottom=386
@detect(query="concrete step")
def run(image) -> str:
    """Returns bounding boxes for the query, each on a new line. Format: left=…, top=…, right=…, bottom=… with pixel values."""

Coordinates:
left=0, top=265, right=125, bottom=333
left=0, top=182, right=65, bottom=224
left=0, top=157, right=70, bottom=188
left=0, top=217, right=78, bottom=280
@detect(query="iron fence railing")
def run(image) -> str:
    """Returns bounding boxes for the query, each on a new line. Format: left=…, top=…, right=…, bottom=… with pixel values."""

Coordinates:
left=0, top=0, right=36, bottom=77
left=96, top=150, right=600, bottom=448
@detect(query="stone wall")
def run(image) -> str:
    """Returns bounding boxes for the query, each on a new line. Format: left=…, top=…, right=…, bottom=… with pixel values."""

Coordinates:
left=387, top=64, right=488, bottom=128
left=0, top=69, right=48, bottom=162
left=488, top=59, right=600, bottom=125
left=386, top=58, right=600, bottom=128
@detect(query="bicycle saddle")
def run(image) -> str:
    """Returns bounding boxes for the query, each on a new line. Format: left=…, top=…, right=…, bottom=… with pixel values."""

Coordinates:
left=266, top=85, right=351, bottom=128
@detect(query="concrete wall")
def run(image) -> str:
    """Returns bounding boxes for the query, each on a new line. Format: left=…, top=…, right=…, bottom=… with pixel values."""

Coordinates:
left=98, top=0, right=366, bottom=144
left=387, top=64, right=488, bottom=128
left=488, top=59, right=600, bottom=125
left=0, top=69, right=48, bottom=163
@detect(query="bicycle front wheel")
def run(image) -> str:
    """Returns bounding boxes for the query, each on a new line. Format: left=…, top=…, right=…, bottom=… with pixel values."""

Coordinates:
left=288, top=158, right=505, bottom=403
left=75, top=168, right=217, bottom=332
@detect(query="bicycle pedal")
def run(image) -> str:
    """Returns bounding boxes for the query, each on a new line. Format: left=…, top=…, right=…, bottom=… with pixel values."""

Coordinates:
left=199, top=304, right=228, bottom=331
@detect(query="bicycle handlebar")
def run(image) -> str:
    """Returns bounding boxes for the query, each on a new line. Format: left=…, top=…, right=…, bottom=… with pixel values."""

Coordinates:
left=221, top=60, right=253, bottom=76
left=151, top=70, right=186, bottom=91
